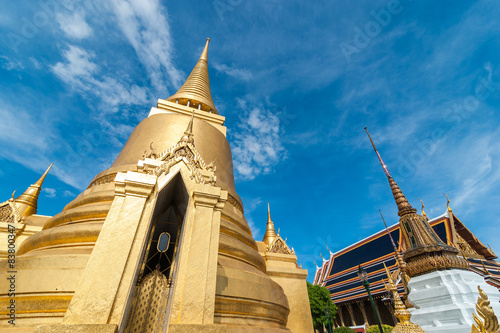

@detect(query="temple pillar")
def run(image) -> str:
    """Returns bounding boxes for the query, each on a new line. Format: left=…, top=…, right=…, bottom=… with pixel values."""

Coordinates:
left=337, top=306, right=346, bottom=327
left=36, top=171, right=157, bottom=332
left=358, top=301, right=368, bottom=324
left=168, top=182, right=227, bottom=327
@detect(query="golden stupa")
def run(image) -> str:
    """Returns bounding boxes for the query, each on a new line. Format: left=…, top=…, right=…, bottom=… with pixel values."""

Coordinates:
left=0, top=40, right=312, bottom=332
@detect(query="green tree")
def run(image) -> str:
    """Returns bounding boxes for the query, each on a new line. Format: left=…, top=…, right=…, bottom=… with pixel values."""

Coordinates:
left=333, top=327, right=356, bottom=333
left=307, top=282, right=337, bottom=332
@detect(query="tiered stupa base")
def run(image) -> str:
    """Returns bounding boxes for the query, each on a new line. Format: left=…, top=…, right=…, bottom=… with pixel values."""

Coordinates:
left=408, top=269, right=500, bottom=332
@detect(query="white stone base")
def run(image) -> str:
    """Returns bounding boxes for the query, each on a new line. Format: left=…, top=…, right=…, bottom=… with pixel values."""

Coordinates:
left=407, top=269, right=500, bottom=333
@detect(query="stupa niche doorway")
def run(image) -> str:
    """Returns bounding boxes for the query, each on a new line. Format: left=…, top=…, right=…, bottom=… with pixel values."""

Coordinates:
left=124, top=172, right=188, bottom=333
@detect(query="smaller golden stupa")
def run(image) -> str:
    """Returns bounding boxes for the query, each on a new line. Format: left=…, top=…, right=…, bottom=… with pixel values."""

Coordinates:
left=383, top=263, right=425, bottom=333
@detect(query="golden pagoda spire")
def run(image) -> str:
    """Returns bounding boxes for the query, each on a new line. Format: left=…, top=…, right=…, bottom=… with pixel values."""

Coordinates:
left=14, top=163, right=53, bottom=219
left=365, top=128, right=468, bottom=277
left=383, top=263, right=425, bottom=333
left=365, top=128, right=413, bottom=217
left=167, top=38, right=218, bottom=114
left=262, top=202, right=277, bottom=246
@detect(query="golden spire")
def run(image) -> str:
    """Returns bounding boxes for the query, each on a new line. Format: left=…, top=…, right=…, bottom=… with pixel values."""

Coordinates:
left=14, top=163, right=53, bottom=219
left=365, top=128, right=468, bottom=277
left=418, top=198, right=428, bottom=220
left=262, top=202, right=277, bottom=246
left=365, top=128, right=413, bottom=217
left=383, top=263, right=425, bottom=333
left=167, top=38, right=218, bottom=114
left=180, top=110, right=195, bottom=144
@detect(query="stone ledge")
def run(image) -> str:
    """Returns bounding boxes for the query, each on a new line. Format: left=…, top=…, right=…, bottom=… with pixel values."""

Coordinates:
left=34, top=324, right=117, bottom=333
left=168, top=324, right=228, bottom=333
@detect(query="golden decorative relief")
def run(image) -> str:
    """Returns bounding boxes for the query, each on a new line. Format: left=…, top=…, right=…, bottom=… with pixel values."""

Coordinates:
left=456, top=232, right=480, bottom=257
left=268, top=237, right=294, bottom=255
left=138, top=114, right=217, bottom=187
left=124, top=268, right=170, bottom=333
left=471, top=286, right=500, bottom=333
left=405, top=250, right=469, bottom=278
left=0, top=194, right=21, bottom=223
left=226, top=194, right=243, bottom=214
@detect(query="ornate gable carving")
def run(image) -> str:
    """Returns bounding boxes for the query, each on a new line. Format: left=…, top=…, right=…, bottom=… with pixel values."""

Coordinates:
left=138, top=126, right=216, bottom=187
left=268, top=236, right=294, bottom=255
left=0, top=194, right=21, bottom=223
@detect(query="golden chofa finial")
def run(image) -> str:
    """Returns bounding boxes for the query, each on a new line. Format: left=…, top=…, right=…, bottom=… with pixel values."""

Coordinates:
left=471, top=286, right=500, bottom=333
left=443, top=193, right=453, bottom=213
left=418, top=199, right=428, bottom=220
left=14, top=163, right=53, bottom=219
left=166, top=38, right=218, bottom=114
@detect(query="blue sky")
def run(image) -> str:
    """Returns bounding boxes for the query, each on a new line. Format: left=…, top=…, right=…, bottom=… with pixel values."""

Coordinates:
left=1, top=0, right=500, bottom=281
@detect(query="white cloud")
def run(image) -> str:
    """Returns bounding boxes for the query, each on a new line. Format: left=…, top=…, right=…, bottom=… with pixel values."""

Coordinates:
left=63, top=190, right=76, bottom=197
left=214, top=63, right=253, bottom=81
left=51, top=45, right=148, bottom=112
left=108, top=0, right=182, bottom=92
left=57, top=11, right=93, bottom=39
left=43, top=187, right=57, bottom=198
left=231, top=101, right=286, bottom=180
left=0, top=55, right=24, bottom=71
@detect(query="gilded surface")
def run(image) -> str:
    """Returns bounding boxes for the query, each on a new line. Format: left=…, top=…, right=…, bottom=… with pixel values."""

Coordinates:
left=472, top=286, right=500, bottom=333
left=2, top=40, right=291, bottom=332
left=167, top=39, right=218, bottom=114
left=383, top=263, right=425, bottom=333
left=124, top=268, right=169, bottom=333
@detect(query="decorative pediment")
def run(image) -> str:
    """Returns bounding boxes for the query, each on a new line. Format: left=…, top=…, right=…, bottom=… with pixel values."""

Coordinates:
left=137, top=128, right=216, bottom=187
left=268, top=236, right=294, bottom=255
left=0, top=195, right=21, bottom=223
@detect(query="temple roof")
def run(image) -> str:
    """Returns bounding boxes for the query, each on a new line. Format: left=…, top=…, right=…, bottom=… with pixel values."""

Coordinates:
left=167, top=39, right=218, bottom=114
left=315, top=210, right=500, bottom=304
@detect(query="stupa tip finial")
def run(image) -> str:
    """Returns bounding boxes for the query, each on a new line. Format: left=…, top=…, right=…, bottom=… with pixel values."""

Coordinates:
left=200, top=38, right=210, bottom=61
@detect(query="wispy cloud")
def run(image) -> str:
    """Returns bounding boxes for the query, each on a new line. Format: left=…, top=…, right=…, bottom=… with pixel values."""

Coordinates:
left=231, top=99, right=286, bottom=180
left=214, top=63, right=253, bottom=81
left=0, top=56, right=24, bottom=71
left=51, top=44, right=148, bottom=113
left=108, top=0, right=182, bottom=93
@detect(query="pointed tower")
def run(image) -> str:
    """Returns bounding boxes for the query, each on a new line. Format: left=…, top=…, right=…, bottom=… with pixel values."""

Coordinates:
left=13, top=163, right=53, bottom=219
left=167, top=38, right=218, bottom=114
left=7, top=40, right=292, bottom=333
left=262, top=202, right=278, bottom=247
left=383, top=263, right=425, bottom=333
left=259, top=203, right=314, bottom=333
left=365, top=128, right=468, bottom=277
left=365, top=128, right=500, bottom=333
